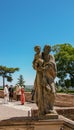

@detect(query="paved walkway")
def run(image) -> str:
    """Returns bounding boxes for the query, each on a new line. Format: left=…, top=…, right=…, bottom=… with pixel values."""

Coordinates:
left=0, top=98, right=74, bottom=121
left=0, top=98, right=38, bottom=121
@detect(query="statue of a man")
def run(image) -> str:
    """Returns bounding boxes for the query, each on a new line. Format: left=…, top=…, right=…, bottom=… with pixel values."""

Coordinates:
left=32, top=45, right=57, bottom=116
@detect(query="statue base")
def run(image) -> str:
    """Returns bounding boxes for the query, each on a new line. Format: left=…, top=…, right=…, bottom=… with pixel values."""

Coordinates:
left=31, top=108, right=58, bottom=120
left=39, top=110, right=58, bottom=120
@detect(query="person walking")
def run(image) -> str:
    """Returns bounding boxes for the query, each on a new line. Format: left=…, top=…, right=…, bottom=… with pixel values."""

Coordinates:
left=15, top=84, right=21, bottom=101
left=20, top=86, right=25, bottom=105
left=4, top=84, right=9, bottom=104
left=31, top=88, right=35, bottom=101
left=8, top=85, right=14, bottom=102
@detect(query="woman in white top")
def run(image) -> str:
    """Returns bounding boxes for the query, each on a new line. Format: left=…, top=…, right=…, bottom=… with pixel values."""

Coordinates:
left=15, top=84, right=21, bottom=101
left=4, top=85, right=9, bottom=104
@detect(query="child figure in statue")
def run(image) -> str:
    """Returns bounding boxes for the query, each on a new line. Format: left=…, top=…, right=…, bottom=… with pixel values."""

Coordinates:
left=33, top=45, right=43, bottom=70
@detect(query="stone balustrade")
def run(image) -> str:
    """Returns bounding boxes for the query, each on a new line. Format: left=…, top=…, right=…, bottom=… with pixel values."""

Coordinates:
left=59, top=115, right=74, bottom=130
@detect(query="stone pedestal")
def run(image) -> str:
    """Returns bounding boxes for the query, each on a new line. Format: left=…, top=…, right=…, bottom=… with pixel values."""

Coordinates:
left=31, top=108, right=58, bottom=119
left=31, top=108, right=39, bottom=117
left=0, top=115, right=74, bottom=130
left=37, top=110, right=58, bottom=121
left=0, top=116, right=63, bottom=130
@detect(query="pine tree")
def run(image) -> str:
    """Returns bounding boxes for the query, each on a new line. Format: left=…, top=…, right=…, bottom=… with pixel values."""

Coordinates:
left=17, top=75, right=25, bottom=87
left=0, top=65, right=19, bottom=88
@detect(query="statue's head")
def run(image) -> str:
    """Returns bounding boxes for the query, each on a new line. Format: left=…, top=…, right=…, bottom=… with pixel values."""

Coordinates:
left=34, top=45, right=41, bottom=53
left=43, top=45, right=51, bottom=53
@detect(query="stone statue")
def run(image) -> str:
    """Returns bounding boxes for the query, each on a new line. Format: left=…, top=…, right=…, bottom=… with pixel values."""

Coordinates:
left=32, top=45, right=57, bottom=116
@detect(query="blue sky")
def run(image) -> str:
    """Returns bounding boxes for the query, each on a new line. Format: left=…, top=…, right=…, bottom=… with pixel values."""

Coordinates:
left=0, top=0, right=74, bottom=86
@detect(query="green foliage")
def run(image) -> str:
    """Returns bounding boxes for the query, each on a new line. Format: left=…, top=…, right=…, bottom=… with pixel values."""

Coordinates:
left=68, top=90, right=74, bottom=94
left=25, top=87, right=32, bottom=92
left=52, top=43, right=74, bottom=88
left=0, top=65, right=19, bottom=88
left=7, top=76, right=13, bottom=82
left=17, top=74, right=25, bottom=87
left=57, top=89, right=74, bottom=94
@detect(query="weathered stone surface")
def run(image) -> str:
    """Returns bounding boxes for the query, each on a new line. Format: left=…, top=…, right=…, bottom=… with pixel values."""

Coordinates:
left=39, top=110, right=58, bottom=120
left=31, top=108, right=38, bottom=117
left=55, top=107, right=74, bottom=120
left=0, top=117, right=64, bottom=130
left=32, top=45, right=57, bottom=115
left=0, top=116, right=74, bottom=130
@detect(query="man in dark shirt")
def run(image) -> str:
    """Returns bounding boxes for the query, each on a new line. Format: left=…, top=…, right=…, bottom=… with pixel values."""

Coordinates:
left=8, top=85, right=14, bottom=102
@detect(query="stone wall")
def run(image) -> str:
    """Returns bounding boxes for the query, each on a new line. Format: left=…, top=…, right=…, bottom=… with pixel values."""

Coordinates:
left=0, top=90, right=74, bottom=107
left=60, top=115, right=74, bottom=130
left=26, top=92, right=74, bottom=107
left=0, top=90, right=4, bottom=98
left=54, top=93, right=74, bottom=120
left=0, top=90, right=32, bottom=101
left=56, top=108, right=74, bottom=120
left=55, top=93, right=74, bottom=107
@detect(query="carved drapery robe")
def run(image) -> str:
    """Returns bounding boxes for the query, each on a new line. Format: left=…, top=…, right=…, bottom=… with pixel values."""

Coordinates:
left=33, top=47, right=57, bottom=115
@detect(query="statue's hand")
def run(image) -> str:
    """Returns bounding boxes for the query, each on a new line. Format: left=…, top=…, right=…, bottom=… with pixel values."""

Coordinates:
left=41, top=66, right=46, bottom=70
left=43, top=65, right=49, bottom=71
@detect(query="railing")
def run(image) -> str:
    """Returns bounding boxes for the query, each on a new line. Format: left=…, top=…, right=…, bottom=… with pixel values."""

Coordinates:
left=59, top=115, right=74, bottom=130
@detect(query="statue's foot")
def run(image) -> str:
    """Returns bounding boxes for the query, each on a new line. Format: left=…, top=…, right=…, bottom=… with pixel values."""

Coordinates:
left=48, top=109, right=55, bottom=113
